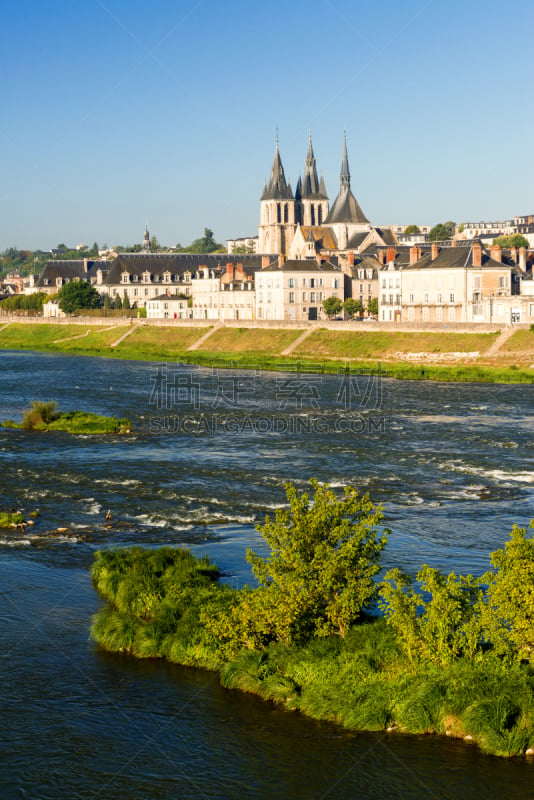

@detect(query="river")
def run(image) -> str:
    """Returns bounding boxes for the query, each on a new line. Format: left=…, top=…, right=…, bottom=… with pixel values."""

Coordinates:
left=1, top=350, right=534, bottom=799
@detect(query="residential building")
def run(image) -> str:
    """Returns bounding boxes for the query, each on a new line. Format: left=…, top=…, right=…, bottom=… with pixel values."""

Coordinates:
left=255, top=259, right=344, bottom=321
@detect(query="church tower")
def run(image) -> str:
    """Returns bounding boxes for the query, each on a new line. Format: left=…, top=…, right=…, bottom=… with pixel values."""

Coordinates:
left=325, top=133, right=370, bottom=249
left=258, top=140, right=297, bottom=255
left=296, top=133, right=329, bottom=227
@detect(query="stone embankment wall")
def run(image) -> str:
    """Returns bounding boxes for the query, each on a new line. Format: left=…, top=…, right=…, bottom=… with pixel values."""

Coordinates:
left=1, top=314, right=520, bottom=334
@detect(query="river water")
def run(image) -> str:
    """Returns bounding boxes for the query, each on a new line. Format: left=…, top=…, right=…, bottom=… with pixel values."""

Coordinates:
left=1, top=350, right=534, bottom=799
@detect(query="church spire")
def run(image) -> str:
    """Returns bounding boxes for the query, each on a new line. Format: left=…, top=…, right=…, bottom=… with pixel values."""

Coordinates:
left=301, top=132, right=327, bottom=199
left=261, top=139, right=293, bottom=201
left=324, top=134, right=369, bottom=225
left=340, top=131, right=350, bottom=188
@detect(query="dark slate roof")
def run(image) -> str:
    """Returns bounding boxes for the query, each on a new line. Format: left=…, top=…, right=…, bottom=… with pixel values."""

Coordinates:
left=351, top=255, right=380, bottom=278
left=325, top=186, right=369, bottom=225
left=35, top=260, right=101, bottom=287
left=403, top=244, right=515, bottom=271
left=325, top=134, right=369, bottom=225
left=105, top=253, right=264, bottom=284
left=374, top=227, right=397, bottom=246
left=300, top=135, right=328, bottom=200
left=260, top=259, right=342, bottom=273
left=346, top=232, right=369, bottom=249
left=150, top=293, right=189, bottom=301
left=261, top=142, right=294, bottom=201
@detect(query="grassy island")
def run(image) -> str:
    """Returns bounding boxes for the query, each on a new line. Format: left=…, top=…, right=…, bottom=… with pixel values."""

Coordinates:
left=90, top=481, right=534, bottom=759
left=2, top=400, right=132, bottom=434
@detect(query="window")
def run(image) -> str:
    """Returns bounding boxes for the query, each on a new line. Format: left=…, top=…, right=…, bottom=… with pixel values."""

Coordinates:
left=302, top=291, right=307, bottom=301
left=449, top=293, right=455, bottom=303
left=422, top=307, right=429, bottom=321
left=437, top=293, right=442, bottom=303
left=409, top=293, right=414, bottom=303
left=382, top=278, right=387, bottom=289
left=289, top=291, right=295, bottom=304
left=310, top=292, right=316, bottom=302
left=332, top=278, right=339, bottom=289
left=310, top=278, right=316, bottom=288
left=436, top=307, right=442, bottom=321
left=408, top=307, right=415, bottom=321
left=474, top=276, right=481, bottom=289
left=448, top=307, right=455, bottom=321
left=423, top=292, right=429, bottom=303
left=498, top=276, right=506, bottom=289
left=288, top=278, right=296, bottom=288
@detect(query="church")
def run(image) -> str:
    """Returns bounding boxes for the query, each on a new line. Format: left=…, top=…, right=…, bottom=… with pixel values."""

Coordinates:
left=258, top=134, right=396, bottom=259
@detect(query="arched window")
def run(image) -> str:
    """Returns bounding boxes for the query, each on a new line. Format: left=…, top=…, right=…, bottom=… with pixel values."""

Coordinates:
left=311, top=205, right=315, bottom=226
left=318, top=206, right=322, bottom=225
left=277, top=204, right=281, bottom=223
left=284, top=204, right=288, bottom=223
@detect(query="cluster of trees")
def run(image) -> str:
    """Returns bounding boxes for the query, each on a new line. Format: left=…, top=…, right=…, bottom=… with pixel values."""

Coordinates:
left=428, top=221, right=456, bottom=241
left=381, top=522, right=534, bottom=666
left=322, top=296, right=378, bottom=319
left=0, top=292, right=48, bottom=312
left=492, top=234, right=529, bottom=250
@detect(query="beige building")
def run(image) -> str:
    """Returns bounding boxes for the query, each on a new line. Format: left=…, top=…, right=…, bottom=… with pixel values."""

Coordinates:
left=255, top=259, right=344, bottom=321
left=379, top=241, right=520, bottom=324
left=146, top=293, right=190, bottom=320
left=192, top=262, right=256, bottom=321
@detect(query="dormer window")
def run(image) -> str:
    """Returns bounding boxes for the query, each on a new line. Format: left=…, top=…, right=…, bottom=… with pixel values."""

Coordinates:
left=142, top=271, right=151, bottom=283
left=121, top=272, right=130, bottom=284
left=184, top=271, right=191, bottom=282
left=163, top=271, right=171, bottom=283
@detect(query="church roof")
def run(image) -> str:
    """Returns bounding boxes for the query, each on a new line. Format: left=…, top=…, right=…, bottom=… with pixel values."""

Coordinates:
left=300, top=134, right=328, bottom=200
left=300, top=226, right=338, bottom=251
left=261, top=142, right=294, bottom=201
left=325, top=134, right=369, bottom=225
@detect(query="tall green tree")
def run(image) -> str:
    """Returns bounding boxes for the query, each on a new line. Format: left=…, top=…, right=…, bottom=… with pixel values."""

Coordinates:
left=57, top=281, right=100, bottom=313
left=186, top=228, right=221, bottom=253
left=428, top=222, right=455, bottom=242
left=322, top=296, right=343, bottom=318
left=367, top=297, right=378, bottom=316
left=343, top=298, right=364, bottom=318
left=123, top=290, right=131, bottom=309
left=246, top=480, right=388, bottom=643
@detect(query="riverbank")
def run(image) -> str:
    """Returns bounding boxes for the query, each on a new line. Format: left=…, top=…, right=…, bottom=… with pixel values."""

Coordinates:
left=1, top=320, right=534, bottom=382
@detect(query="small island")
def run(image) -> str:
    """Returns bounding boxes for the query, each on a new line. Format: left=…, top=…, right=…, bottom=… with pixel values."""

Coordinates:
left=2, top=400, right=132, bottom=434
left=90, top=480, right=534, bottom=759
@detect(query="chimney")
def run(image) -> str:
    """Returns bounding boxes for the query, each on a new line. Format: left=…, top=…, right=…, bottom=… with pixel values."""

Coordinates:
left=83, top=258, right=89, bottom=273
left=519, top=246, right=527, bottom=272
left=236, top=261, right=244, bottom=279
left=431, top=242, right=439, bottom=260
left=226, top=262, right=234, bottom=281
left=261, top=255, right=271, bottom=269
left=278, top=254, right=286, bottom=266
left=472, top=242, right=482, bottom=268
left=409, top=245, right=422, bottom=265
left=490, top=244, right=502, bottom=263
left=510, top=246, right=518, bottom=264
left=347, top=251, right=355, bottom=267
left=386, top=246, right=396, bottom=264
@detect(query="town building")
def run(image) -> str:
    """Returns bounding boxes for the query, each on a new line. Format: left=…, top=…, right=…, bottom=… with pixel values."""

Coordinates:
left=255, top=258, right=344, bottom=321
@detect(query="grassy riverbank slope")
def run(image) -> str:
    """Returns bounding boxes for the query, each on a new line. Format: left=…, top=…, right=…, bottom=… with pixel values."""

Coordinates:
left=2, top=321, right=534, bottom=382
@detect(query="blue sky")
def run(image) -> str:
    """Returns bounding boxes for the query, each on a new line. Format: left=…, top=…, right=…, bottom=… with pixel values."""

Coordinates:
left=1, top=0, right=532, bottom=251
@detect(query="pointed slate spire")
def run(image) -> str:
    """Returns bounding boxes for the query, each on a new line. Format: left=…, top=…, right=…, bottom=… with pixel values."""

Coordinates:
left=340, top=131, right=350, bottom=188
left=295, top=174, right=302, bottom=201
left=319, top=173, right=327, bottom=197
left=301, top=132, right=328, bottom=199
left=261, top=140, right=294, bottom=201
left=325, top=133, right=369, bottom=225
